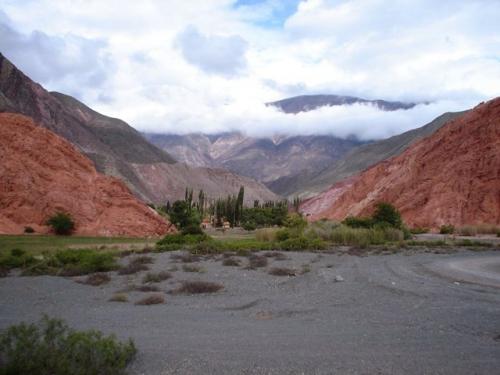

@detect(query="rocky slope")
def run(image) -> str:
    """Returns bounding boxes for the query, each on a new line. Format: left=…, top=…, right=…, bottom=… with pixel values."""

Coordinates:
left=145, top=132, right=362, bottom=188
left=0, top=53, right=278, bottom=204
left=0, top=113, right=175, bottom=236
left=300, top=98, right=500, bottom=228
left=290, top=110, right=466, bottom=198
left=267, top=94, right=418, bottom=114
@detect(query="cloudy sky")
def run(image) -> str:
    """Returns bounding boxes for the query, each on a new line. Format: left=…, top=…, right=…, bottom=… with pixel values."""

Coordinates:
left=1, top=0, right=499, bottom=139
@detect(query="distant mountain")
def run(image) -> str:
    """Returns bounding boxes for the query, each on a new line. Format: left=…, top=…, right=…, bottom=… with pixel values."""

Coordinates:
left=267, top=94, right=418, bottom=114
left=301, top=98, right=500, bottom=228
left=282, top=110, right=466, bottom=198
left=0, top=53, right=279, bottom=204
left=145, top=132, right=364, bottom=191
left=0, top=113, right=174, bottom=236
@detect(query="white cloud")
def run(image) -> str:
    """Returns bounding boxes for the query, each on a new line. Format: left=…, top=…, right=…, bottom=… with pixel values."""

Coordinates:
left=175, top=25, right=248, bottom=76
left=0, top=0, right=499, bottom=139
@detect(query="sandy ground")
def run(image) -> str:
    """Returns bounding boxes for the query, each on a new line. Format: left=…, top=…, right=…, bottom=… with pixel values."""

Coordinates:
left=1, top=249, right=500, bottom=374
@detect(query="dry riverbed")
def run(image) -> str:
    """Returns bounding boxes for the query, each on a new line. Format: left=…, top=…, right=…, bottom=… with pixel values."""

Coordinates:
left=1, top=248, right=500, bottom=374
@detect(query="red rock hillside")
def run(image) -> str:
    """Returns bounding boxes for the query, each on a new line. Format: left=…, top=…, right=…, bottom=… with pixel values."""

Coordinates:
left=300, top=98, right=500, bottom=228
left=0, top=113, right=176, bottom=236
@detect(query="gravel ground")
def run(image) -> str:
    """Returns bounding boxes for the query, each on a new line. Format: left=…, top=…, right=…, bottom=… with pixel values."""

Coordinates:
left=1, top=249, right=500, bottom=374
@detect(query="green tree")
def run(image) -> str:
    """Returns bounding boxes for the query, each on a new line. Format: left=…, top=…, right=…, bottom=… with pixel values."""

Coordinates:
left=46, top=212, right=75, bottom=235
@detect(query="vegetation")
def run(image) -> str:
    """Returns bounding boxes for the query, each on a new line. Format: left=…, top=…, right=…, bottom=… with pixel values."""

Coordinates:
left=182, top=264, right=204, bottom=273
left=142, top=271, right=172, bottom=284
left=0, top=316, right=136, bottom=375
left=109, top=293, right=128, bottom=303
left=171, top=281, right=223, bottom=294
left=439, top=224, right=455, bottom=234
left=456, top=224, right=500, bottom=236
left=246, top=254, right=268, bottom=269
left=24, top=226, right=35, bottom=234
left=46, top=212, right=75, bottom=235
left=135, top=294, right=165, bottom=305
left=222, top=257, right=241, bottom=266
left=268, top=267, right=296, bottom=276
left=79, top=273, right=111, bottom=286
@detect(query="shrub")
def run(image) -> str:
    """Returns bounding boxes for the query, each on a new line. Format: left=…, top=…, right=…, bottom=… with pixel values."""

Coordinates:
left=53, top=249, right=117, bottom=276
left=342, top=216, right=373, bottom=229
left=263, top=251, right=287, bottom=260
left=182, top=264, right=204, bottom=273
left=325, top=225, right=403, bottom=246
left=255, top=228, right=279, bottom=242
left=241, top=220, right=256, bottom=231
left=372, top=202, right=402, bottom=228
left=156, top=233, right=210, bottom=251
left=0, top=316, right=136, bottom=375
left=169, top=200, right=201, bottom=232
left=109, top=293, right=128, bottom=302
left=170, top=252, right=200, bottom=263
left=283, top=213, right=308, bottom=230
left=410, top=227, right=429, bottom=234
left=130, top=255, right=154, bottom=265
left=0, top=249, right=35, bottom=269
left=135, top=294, right=165, bottom=305
left=79, top=273, right=111, bottom=286
left=222, top=257, right=240, bottom=266
left=142, top=271, right=172, bottom=284
left=171, top=281, right=223, bottom=294
left=440, top=225, right=455, bottom=234
left=118, top=262, right=148, bottom=275
left=24, top=226, right=35, bottom=234
left=46, top=212, right=75, bottom=235
left=268, top=267, right=296, bottom=276
left=246, top=255, right=268, bottom=269
left=134, top=285, right=160, bottom=292
left=279, top=236, right=327, bottom=251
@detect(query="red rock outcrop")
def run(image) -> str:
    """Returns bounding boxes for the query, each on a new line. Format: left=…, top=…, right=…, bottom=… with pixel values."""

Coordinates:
left=301, top=98, right=500, bottom=228
left=0, top=113, right=176, bottom=236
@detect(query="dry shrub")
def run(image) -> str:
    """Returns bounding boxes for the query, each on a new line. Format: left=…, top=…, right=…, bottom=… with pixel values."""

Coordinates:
left=118, top=262, right=148, bottom=275
left=142, top=271, right=172, bottom=284
left=135, top=285, right=160, bottom=292
left=131, top=256, right=154, bottom=265
left=170, top=252, right=200, bottom=263
left=222, top=257, right=241, bottom=267
left=182, top=264, right=204, bottom=273
left=255, top=228, right=279, bottom=242
left=245, top=255, right=268, bottom=270
left=457, top=224, right=500, bottom=236
left=79, top=273, right=111, bottom=286
left=109, top=293, right=128, bottom=302
left=171, top=281, right=223, bottom=294
left=135, top=294, right=165, bottom=305
left=268, top=267, right=296, bottom=276
left=264, top=251, right=287, bottom=260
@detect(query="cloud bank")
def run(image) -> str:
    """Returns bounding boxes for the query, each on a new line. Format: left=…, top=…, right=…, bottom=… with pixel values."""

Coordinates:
left=0, top=0, right=498, bottom=140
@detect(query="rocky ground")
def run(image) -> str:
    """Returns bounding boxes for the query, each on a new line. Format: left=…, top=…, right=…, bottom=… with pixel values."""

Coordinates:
left=1, top=248, right=499, bottom=374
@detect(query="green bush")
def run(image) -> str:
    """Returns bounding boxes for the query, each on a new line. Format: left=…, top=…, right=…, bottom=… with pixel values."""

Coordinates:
left=17, top=249, right=117, bottom=276
left=24, top=226, right=35, bottom=234
left=169, top=201, right=201, bottom=232
left=342, top=216, right=373, bottom=229
left=156, top=233, right=211, bottom=251
left=255, top=228, right=279, bottom=242
left=439, top=224, right=455, bottom=234
left=0, top=316, right=136, bottom=375
left=372, top=202, right=402, bottom=228
left=410, top=227, right=429, bottom=234
left=241, top=220, right=256, bottom=231
left=0, top=249, right=35, bottom=269
left=46, top=212, right=75, bottom=235
left=279, top=236, right=327, bottom=251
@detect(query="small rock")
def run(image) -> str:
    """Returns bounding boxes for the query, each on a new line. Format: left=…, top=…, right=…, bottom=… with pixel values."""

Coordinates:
left=334, top=275, right=344, bottom=282
left=454, top=281, right=460, bottom=286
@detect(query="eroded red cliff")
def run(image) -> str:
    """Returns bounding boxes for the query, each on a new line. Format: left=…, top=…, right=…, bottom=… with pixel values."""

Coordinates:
left=301, top=98, right=500, bottom=228
left=0, top=113, right=176, bottom=236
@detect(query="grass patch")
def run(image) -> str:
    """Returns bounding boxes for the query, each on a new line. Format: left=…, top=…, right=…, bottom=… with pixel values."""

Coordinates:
left=268, top=267, right=297, bottom=276
left=109, top=293, right=128, bottom=302
left=0, top=316, right=136, bottom=374
left=78, top=273, right=111, bottom=286
left=170, top=252, right=200, bottom=263
left=142, top=271, right=172, bottom=283
left=457, top=224, right=500, bottom=236
left=171, top=281, right=223, bottom=294
left=0, top=235, right=150, bottom=255
left=255, top=228, right=279, bottom=242
left=263, top=252, right=287, bottom=260
left=135, top=294, right=165, bottom=305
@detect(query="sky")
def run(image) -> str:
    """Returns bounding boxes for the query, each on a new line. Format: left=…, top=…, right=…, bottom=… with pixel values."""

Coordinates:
left=1, top=0, right=499, bottom=140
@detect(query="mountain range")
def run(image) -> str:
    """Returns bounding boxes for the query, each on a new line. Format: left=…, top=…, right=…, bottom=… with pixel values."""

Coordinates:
left=0, top=53, right=278, bottom=205
left=300, top=98, right=500, bottom=228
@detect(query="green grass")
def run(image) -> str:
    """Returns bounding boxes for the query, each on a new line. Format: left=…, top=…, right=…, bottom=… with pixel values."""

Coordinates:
left=0, top=235, right=152, bottom=255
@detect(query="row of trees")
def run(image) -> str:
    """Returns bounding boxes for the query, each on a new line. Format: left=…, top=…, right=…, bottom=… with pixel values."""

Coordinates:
left=162, top=186, right=300, bottom=231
